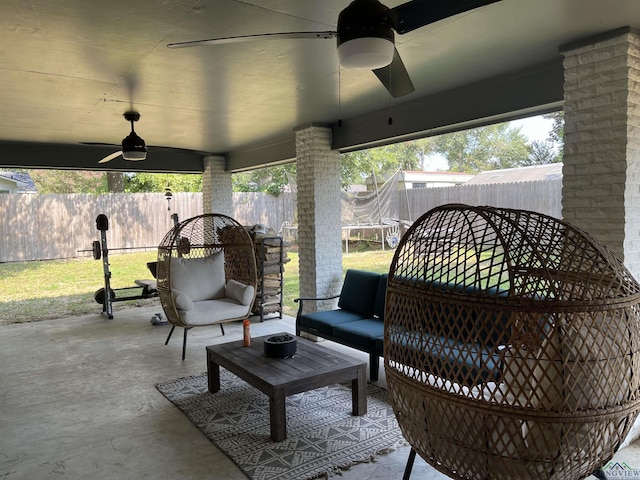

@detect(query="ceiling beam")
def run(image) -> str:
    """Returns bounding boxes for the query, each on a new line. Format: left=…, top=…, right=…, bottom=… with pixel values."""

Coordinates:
left=0, top=141, right=205, bottom=173
left=332, top=58, right=565, bottom=151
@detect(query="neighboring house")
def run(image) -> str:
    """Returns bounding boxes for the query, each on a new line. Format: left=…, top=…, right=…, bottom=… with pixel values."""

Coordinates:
left=366, top=170, right=474, bottom=191
left=466, top=164, right=563, bottom=185
left=0, top=171, right=37, bottom=194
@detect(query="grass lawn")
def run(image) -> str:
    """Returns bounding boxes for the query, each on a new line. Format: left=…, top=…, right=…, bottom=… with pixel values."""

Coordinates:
left=0, top=249, right=395, bottom=325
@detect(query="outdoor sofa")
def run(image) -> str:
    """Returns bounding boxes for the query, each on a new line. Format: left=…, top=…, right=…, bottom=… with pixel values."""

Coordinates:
left=295, top=269, right=510, bottom=384
left=295, top=269, right=387, bottom=381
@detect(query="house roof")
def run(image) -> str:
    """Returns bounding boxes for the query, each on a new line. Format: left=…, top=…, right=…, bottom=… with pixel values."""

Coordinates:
left=0, top=171, right=37, bottom=193
left=0, top=2, right=637, bottom=173
left=466, top=164, right=563, bottom=185
left=401, top=171, right=474, bottom=183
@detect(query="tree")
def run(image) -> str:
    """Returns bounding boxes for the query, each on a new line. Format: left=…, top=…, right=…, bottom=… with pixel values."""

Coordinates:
left=125, top=172, right=202, bottom=192
left=544, top=111, right=564, bottom=144
left=432, top=124, right=530, bottom=173
left=107, top=172, right=125, bottom=193
left=527, top=140, right=559, bottom=165
left=29, top=170, right=107, bottom=194
left=340, top=138, right=433, bottom=188
left=543, top=111, right=564, bottom=162
left=25, top=170, right=202, bottom=194
left=232, top=164, right=297, bottom=195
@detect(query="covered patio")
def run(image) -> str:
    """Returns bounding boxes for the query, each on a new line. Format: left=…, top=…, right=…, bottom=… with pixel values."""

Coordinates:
left=3, top=307, right=640, bottom=479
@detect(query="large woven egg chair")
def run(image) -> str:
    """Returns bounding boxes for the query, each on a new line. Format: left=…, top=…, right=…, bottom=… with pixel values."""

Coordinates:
left=156, top=213, right=257, bottom=359
left=385, top=204, right=640, bottom=480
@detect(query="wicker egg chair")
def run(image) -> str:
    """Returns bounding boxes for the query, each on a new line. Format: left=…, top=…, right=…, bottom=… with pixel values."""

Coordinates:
left=156, top=213, right=257, bottom=359
left=385, top=204, right=640, bottom=480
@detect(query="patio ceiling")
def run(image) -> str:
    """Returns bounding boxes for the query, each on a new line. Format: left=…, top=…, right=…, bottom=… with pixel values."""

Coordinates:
left=0, top=0, right=638, bottom=173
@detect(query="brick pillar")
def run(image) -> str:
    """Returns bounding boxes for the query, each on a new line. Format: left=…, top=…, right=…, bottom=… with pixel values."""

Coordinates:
left=202, top=155, right=233, bottom=216
left=295, top=125, right=343, bottom=311
left=561, top=27, right=640, bottom=447
left=561, top=28, right=640, bottom=277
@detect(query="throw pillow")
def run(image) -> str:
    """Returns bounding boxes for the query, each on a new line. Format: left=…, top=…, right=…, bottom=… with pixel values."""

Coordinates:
left=225, top=279, right=254, bottom=306
left=172, top=288, right=193, bottom=311
left=170, top=252, right=225, bottom=302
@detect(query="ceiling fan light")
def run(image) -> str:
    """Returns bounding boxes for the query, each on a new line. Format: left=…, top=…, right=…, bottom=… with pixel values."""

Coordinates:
left=338, top=37, right=394, bottom=69
left=122, top=149, right=147, bottom=161
left=121, top=131, right=147, bottom=161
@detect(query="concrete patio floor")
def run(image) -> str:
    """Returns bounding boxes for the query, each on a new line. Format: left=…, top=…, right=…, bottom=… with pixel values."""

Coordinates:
left=1, top=306, right=639, bottom=479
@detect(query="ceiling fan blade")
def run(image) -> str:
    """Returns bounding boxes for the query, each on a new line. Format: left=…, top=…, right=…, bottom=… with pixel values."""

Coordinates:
left=80, top=142, right=119, bottom=146
left=167, top=31, right=336, bottom=49
left=98, top=151, right=123, bottom=164
left=373, top=48, right=415, bottom=98
left=387, top=0, right=502, bottom=34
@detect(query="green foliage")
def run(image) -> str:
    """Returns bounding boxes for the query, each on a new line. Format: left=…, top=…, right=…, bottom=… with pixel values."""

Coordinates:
left=28, top=170, right=107, bottom=194
left=543, top=111, right=564, bottom=162
left=24, top=170, right=202, bottom=194
left=544, top=111, right=564, bottom=143
left=125, top=172, right=202, bottom=192
left=232, top=164, right=297, bottom=195
left=233, top=172, right=259, bottom=192
left=340, top=139, right=432, bottom=188
left=432, top=124, right=530, bottom=173
left=527, top=140, right=560, bottom=165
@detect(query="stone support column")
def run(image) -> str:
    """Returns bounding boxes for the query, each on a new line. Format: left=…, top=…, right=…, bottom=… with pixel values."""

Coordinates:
left=295, top=125, right=343, bottom=311
left=561, top=27, right=640, bottom=446
left=561, top=28, right=640, bottom=276
left=202, top=155, right=233, bottom=216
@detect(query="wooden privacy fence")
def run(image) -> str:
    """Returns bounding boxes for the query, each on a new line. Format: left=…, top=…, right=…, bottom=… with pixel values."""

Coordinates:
left=402, top=179, right=562, bottom=221
left=0, top=181, right=561, bottom=263
left=0, top=192, right=203, bottom=262
left=232, top=191, right=295, bottom=233
left=0, top=192, right=294, bottom=262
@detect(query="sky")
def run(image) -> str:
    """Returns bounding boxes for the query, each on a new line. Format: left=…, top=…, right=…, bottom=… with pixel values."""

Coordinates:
left=510, top=115, right=554, bottom=142
left=423, top=114, right=554, bottom=171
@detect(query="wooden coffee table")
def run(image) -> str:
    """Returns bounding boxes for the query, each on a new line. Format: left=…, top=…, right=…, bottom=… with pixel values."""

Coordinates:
left=206, top=334, right=367, bottom=442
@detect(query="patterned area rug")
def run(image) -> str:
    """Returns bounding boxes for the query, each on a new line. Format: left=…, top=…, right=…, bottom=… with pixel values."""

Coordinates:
left=156, top=370, right=407, bottom=480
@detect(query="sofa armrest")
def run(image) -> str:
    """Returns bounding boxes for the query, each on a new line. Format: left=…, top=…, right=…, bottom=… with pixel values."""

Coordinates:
left=294, top=295, right=341, bottom=332
left=293, top=295, right=341, bottom=303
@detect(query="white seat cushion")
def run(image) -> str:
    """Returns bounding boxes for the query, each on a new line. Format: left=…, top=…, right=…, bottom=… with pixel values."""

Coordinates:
left=179, top=298, right=251, bottom=326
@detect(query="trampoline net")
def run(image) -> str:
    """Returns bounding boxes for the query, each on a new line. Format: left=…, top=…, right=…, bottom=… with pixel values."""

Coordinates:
left=285, top=170, right=410, bottom=228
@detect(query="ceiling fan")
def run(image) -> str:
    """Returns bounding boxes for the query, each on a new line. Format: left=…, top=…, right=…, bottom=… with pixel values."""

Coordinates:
left=97, top=111, right=147, bottom=163
left=167, top=0, right=501, bottom=98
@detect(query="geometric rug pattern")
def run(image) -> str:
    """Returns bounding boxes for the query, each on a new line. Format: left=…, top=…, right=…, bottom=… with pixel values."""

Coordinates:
left=156, top=369, right=408, bottom=480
